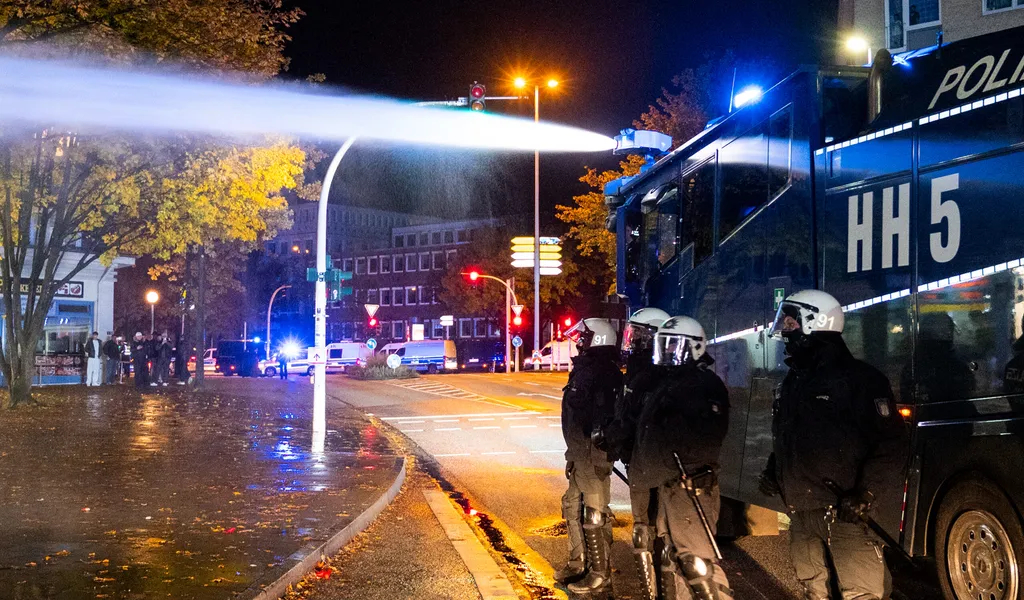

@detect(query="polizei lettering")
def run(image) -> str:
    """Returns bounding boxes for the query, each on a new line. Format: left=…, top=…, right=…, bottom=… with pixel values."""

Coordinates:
left=847, top=175, right=960, bottom=273
left=929, top=48, right=1024, bottom=110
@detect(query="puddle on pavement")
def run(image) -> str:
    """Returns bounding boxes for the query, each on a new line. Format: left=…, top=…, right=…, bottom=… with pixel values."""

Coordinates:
left=0, top=380, right=400, bottom=599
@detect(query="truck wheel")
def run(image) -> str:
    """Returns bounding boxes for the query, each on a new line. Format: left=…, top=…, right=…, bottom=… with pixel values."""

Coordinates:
left=264, top=366, right=277, bottom=377
left=935, top=476, right=1023, bottom=600
left=427, top=364, right=438, bottom=375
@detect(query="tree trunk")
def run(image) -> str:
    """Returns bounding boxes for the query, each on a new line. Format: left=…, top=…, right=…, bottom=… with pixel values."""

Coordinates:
left=193, top=245, right=206, bottom=388
left=7, top=353, right=35, bottom=408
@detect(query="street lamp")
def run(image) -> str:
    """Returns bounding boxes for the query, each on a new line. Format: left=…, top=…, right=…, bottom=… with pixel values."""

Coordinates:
left=514, top=75, right=559, bottom=369
left=846, top=36, right=872, bottom=66
left=266, top=284, right=291, bottom=360
left=145, top=290, right=159, bottom=334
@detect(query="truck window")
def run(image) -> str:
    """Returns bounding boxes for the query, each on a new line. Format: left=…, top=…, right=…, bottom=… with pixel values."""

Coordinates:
left=768, top=105, right=793, bottom=198
left=681, top=158, right=715, bottom=265
left=719, top=120, right=769, bottom=241
left=656, top=185, right=680, bottom=267
left=329, top=349, right=342, bottom=359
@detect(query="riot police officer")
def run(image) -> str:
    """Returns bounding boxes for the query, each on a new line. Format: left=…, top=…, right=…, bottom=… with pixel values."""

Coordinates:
left=606, top=307, right=668, bottom=600
left=556, top=318, right=621, bottom=596
left=760, top=290, right=908, bottom=600
left=630, top=316, right=732, bottom=600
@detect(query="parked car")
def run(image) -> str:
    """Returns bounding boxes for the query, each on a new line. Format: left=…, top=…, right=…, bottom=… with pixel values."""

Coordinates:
left=525, top=340, right=578, bottom=370
left=457, top=340, right=506, bottom=372
left=189, top=348, right=217, bottom=374
left=215, top=341, right=262, bottom=377
left=398, top=340, right=457, bottom=374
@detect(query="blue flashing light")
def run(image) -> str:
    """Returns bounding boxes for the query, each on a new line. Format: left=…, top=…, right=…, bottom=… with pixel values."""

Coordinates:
left=613, top=128, right=672, bottom=156
left=733, top=86, right=763, bottom=109
left=253, top=336, right=261, bottom=343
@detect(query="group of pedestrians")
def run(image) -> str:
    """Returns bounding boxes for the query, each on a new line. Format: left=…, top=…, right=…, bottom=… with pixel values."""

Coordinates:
left=129, top=331, right=191, bottom=388
left=83, top=331, right=129, bottom=386
left=556, top=290, right=909, bottom=600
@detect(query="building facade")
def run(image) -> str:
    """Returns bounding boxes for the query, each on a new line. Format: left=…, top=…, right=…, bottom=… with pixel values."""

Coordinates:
left=328, top=218, right=504, bottom=344
left=841, top=0, right=1024, bottom=54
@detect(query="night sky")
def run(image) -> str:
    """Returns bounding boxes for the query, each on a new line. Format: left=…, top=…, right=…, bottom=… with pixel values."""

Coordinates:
left=282, top=1, right=839, bottom=223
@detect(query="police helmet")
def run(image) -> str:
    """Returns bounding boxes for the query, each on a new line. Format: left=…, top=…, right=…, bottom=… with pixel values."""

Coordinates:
left=621, top=307, right=670, bottom=354
left=769, top=289, right=844, bottom=339
left=653, top=316, right=707, bottom=366
left=565, top=318, right=617, bottom=350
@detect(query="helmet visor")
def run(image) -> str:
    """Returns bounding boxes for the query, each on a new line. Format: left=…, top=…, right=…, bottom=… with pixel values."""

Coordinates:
left=769, top=301, right=810, bottom=339
left=621, top=322, right=655, bottom=353
left=652, top=333, right=695, bottom=366
left=565, top=321, right=593, bottom=349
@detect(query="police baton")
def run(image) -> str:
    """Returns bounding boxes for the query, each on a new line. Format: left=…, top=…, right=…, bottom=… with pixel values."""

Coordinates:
left=822, top=478, right=915, bottom=567
left=612, top=465, right=629, bottom=485
left=673, top=452, right=722, bottom=560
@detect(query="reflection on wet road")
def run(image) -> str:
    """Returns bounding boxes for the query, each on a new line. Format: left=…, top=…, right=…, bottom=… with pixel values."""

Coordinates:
left=0, top=378, right=401, bottom=599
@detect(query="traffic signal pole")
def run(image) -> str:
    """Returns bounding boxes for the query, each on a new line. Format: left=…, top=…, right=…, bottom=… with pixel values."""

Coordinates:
left=533, top=85, right=541, bottom=370
left=505, top=279, right=511, bottom=374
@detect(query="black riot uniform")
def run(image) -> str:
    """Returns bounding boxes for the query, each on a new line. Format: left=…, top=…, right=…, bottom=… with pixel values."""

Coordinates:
left=557, top=343, right=622, bottom=594
left=762, top=332, right=908, bottom=600
left=630, top=355, right=732, bottom=600
left=131, top=335, right=149, bottom=388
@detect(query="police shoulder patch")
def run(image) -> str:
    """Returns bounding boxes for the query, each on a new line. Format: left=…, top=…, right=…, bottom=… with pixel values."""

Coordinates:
left=874, top=398, right=891, bottom=418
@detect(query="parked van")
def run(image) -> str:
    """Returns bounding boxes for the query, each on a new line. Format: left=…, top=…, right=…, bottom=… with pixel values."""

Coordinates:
left=398, top=340, right=457, bottom=374
left=527, top=340, right=578, bottom=370
left=326, top=342, right=372, bottom=371
left=378, top=342, right=405, bottom=356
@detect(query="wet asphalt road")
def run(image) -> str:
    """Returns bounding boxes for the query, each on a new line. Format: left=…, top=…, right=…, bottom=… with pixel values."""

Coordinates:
left=326, top=370, right=945, bottom=600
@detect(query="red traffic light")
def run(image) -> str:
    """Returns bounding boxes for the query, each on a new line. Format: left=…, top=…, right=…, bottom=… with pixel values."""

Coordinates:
left=368, top=317, right=378, bottom=327
left=470, top=84, right=485, bottom=99
left=513, top=316, right=523, bottom=327
left=563, top=317, right=573, bottom=327
left=468, top=271, right=480, bottom=282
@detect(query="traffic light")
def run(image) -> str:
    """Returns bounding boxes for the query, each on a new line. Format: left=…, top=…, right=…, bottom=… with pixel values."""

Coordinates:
left=469, top=83, right=486, bottom=112
left=463, top=270, right=481, bottom=283
left=368, top=316, right=378, bottom=328
left=512, top=315, right=523, bottom=327
left=563, top=316, right=573, bottom=328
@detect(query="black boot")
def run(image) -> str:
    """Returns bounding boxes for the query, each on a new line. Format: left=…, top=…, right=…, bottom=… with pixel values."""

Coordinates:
left=634, top=550, right=658, bottom=600
left=554, top=561, right=587, bottom=584
left=658, top=545, right=677, bottom=600
left=567, top=507, right=611, bottom=596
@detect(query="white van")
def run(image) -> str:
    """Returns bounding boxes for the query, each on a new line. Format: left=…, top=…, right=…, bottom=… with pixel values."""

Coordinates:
left=378, top=342, right=405, bottom=356
left=527, top=340, right=578, bottom=370
left=325, top=342, right=372, bottom=372
left=398, top=340, right=457, bottom=374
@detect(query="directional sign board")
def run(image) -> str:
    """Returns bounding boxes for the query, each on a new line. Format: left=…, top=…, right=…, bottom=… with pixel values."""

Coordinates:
left=512, top=335, right=523, bottom=348
left=366, top=338, right=377, bottom=350
left=439, top=315, right=455, bottom=327
left=511, top=305, right=524, bottom=318
left=386, top=354, right=402, bottom=369
left=364, top=304, right=380, bottom=318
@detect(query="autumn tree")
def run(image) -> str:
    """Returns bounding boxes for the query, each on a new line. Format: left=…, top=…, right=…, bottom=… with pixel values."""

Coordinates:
left=0, top=2, right=306, bottom=406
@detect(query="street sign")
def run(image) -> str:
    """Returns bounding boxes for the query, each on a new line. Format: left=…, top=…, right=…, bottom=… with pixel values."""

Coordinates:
left=366, top=338, right=377, bottom=350
left=511, top=236, right=560, bottom=245
left=386, top=354, right=401, bottom=369
left=411, top=323, right=425, bottom=341
left=512, top=335, right=523, bottom=348
left=364, top=304, right=380, bottom=318
left=773, top=288, right=786, bottom=310
left=511, top=305, right=524, bottom=318
left=512, top=259, right=562, bottom=268
left=439, top=315, right=454, bottom=327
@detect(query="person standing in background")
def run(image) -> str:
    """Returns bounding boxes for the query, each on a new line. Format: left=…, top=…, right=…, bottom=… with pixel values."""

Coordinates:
left=103, top=332, right=120, bottom=384
left=85, top=331, right=103, bottom=386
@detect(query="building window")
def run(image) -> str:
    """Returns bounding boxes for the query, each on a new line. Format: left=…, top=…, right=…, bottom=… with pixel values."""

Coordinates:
left=342, top=258, right=353, bottom=272
left=379, top=255, right=391, bottom=274
left=381, top=288, right=392, bottom=306
left=355, top=257, right=366, bottom=275
left=393, top=255, right=404, bottom=273
left=419, top=252, right=431, bottom=271
left=984, top=0, right=1024, bottom=13
left=431, top=231, right=442, bottom=245
left=433, top=320, right=445, bottom=339
left=417, top=287, right=428, bottom=305
left=488, top=321, right=502, bottom=338
left=406, top=253, right=417, bottom=271
left=407, top=234, right=417, bottom=247
left=266, top=242, right=277, bottom=254
left=446, top=249, right=457, bottom=267
left=474, top=318, right=487, bottom=338
left=459, top=318, right=473, bottom=338
left=392, top=287, right=404, bottom=306
left=432, top=251, right=443, bottom=270
left=886, top=0, right=940, bottom=50
left=432, top=286, right=440, bottom=305
left=419, top=233, right=429, bottom=246
left=444, top=230, right=454, bottom=244
left=393, top=321, right=406, bottom=340
left=394, top=235, right=404, bottom=248
left=457, top=230, right=468, bottom=243
left=367, top=289, right=379, bottom=304
left=406, top=287, right=417, bottom=305
left=368, top=256, right=378, bottom=274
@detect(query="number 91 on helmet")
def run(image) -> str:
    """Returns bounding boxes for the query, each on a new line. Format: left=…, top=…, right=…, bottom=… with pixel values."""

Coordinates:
left=565, top=318, right=618, bottom=350
left=768, top=289, right=845, bottom=340
left=653, top=316, right=707, bottom=366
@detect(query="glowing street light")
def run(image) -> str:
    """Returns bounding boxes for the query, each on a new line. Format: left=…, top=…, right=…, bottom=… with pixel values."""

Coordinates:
left=512, top=74, right=561, bottom=368
left=145, top=290, right=159, bottom=334
left=845, top=36, right=872, bottom=66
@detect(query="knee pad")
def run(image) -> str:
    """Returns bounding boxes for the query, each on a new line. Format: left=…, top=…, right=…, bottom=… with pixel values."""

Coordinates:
left=583, top=506, right=606, bottom=527
left=659, top=544, right=675, bottom=570
left=632, top=524, right=652, bottom=550
left=677, top=552, right=731, bottom=600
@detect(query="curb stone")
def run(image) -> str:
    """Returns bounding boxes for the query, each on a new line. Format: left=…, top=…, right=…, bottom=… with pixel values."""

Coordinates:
left=244, top=455, right=407, bottom=600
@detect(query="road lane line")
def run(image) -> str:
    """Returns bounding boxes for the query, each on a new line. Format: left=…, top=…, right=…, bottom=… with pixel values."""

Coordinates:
left=525, top=382, right=540, bottom=386
left=433, top=419, right=460, bottom=423
left=473, top=426, right=501, bottom=430
left=401, top=429, right=424, bottom=433
left=510, top=425, right=537, bottom=429
left=548, top=424, right=561, bottom=427
left=422, top=489, right=518, bottom=600
left=481, top=451, right=516, bottom=455
left=502, top=416, right=530, bottom=421
left=380, top=411, right=539, bottom=420
left=396, top=420, right=425, bottom=424
left=467, top=417, right=495, bottom=422
left=516, top=392, right=562, bottom=400
left=435, top=427, right=462, bottom=431
left=537, top=416, right=561, bottom=420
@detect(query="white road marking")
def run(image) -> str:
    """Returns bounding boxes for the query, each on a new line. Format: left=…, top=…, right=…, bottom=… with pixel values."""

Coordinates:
left=433, top=419, right=460, bottom=423
left=473, top=426, right=501, bottom=430
left=380, top=411, right=539, bottom=421
left=516, top=392, right=562, bottom=400
left=468, top=417, right=495, bottom=422
left=503, top=416, right=530, bottom=421
left=538, top=416, right=561, bottom=420
left=525, top=382, right=540, bottom=386
left=401, top=429, right=424, bottom=433
left=435, top=427, right=462, bottom=431
left=396, top=420, right=425, bottom=424
left=548, top=424, right=561, bottom=428
left=510, top=425, right=537, bottom=429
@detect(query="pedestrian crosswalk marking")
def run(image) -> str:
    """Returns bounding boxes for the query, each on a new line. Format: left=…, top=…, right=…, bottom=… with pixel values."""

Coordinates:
left=386, top=380, right=522, bottom=410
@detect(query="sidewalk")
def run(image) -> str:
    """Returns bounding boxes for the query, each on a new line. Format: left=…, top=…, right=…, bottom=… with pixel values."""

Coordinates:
left=0, top=378, right=404, bottom=599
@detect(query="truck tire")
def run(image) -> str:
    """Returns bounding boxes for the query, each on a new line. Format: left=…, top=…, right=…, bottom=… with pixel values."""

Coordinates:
left=427, top=364, right=438, bottom=375
left=935, top=475, right=1023, bottom=600
left=264, top=366, right=277, bottom=377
